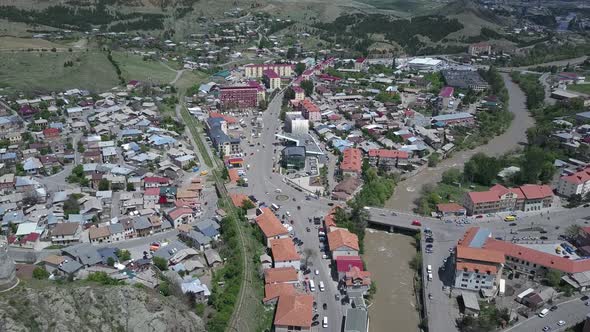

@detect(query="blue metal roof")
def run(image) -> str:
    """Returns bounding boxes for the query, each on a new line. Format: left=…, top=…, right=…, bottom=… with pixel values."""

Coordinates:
left=469, top=228, right=491, bottom=248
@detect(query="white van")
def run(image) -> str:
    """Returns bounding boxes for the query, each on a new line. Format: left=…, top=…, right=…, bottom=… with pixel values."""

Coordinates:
left=538, top=308, right=549, bottom=318
left=428, top=273, right=433, bottom=281
left=322, top=316, right=328, bottom=328
left=309, top=280, right=315, bottom=292
left=319, top=281, right=325, bottom=292
left=271, top=203, right=280, bottom=211
left=427, top=265, right=432, bottom=274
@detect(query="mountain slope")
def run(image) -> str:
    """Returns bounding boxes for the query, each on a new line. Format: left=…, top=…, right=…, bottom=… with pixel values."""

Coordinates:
left=0, top=284, right=205, bottom=332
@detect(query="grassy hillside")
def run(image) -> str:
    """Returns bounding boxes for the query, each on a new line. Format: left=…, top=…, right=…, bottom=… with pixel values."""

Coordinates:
left=0, top=50, right=119, bottom=94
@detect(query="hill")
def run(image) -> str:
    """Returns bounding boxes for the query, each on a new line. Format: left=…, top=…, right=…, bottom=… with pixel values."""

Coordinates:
left=0, top=283, right=205, bottom=332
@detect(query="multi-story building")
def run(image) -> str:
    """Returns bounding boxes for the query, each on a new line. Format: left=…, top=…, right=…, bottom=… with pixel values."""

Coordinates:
left=464, top=184, right=553, bottom=215
left=340, top=148, right=362, bottom=178
left=219, top=86, right=258, bottom=109
left=454, top=228, right=505, bottom=292
left=273, top=294, right=313, bottom=332
left=367, top=149, right=409, bottom=172
left=50, top=222, right=82, bottom=245
left=263, top=69, right=281, bottom=90
left=245, top=63, right=294, bottom=78
left=298, top=99, right=321, bottom=122
left=556, top=167, right=590, bottom=198
left=327, top=229, right=359, bottom=259
left=292, top=86, right=305, bottom=101
left=205, top=117, right=241, bottom=156
left=285, top=113, right=309, bottom=135
left=256, top=208, right=289, bottom=247
left=281, top=146, right=306, bottom=170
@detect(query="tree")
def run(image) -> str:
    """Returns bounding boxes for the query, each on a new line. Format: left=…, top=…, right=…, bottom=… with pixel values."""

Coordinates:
left=107, top=257, right=115, bottom=266
left=428, top=152, right=440, bottom=167
left=33, top=267, right=50, bottom=279
left=545, top=269, right=562, bottom=287
left=300, top=80, right=314, bottom=96
left=241, top=199, right=256, bottom=210
left=441, top=168, right=462, bottom=185
left=126, top=183, right=135, bottom=191
left=295, top=62, right=306, bottom=76
left=286, top=47, right=296, bottom=60
left=463, top=153, right=501, bottom=186
left=283, top=87, right=295, bottom=105
left=116, top=249, right=131, bottom=261
left=98, top=179, right=110, bottom=191
left=564, top=224, right=582, bottom=240
left=153, top=256, right=168, bottom=270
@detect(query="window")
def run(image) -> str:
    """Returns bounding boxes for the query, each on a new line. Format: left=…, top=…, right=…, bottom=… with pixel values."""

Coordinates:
left=462, top=278, right=468, bottom=282
left=476, top=280, right=480, bottom=284
left=461, top=284, right=467, bottom=288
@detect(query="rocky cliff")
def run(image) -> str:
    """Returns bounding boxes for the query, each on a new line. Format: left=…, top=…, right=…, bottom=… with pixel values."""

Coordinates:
left=0, top=284, right=205, bottom=332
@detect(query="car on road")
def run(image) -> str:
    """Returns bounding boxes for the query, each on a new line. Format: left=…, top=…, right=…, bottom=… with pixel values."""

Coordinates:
left=557, top=320, right=566, bottom=326
left=550, top=305, right=558, bottom=311
left=540, top=236, right=548, bottom=240
left=312, top=314, right=319, bottom=321
left=412, top=220, right=422, bottom=226
left=426, top=244, right=433, bottom=249
left=425, top=237, right=434, bottom=243
left=312, top=321, right=319, bottom=327
left=586, top=301, right=590, bottom=306
left=475, top=215, right=483, bottom=219
left=315, top=270, right=319, bottom=275
left=538, top=308, right=549, bottom=318
left=449, top=247, right=454, bottom=252
left=509, top=223, right=517, bottom=226
left=582, top=295, right=589, bottom=301
left=542, top=326, right=550, bottom=331
left=322, top=316, right=328, bottom=328
left=306, top=227, right=311, bottom=232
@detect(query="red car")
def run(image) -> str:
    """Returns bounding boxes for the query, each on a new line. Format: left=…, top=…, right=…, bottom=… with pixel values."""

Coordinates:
left=475, top=215, right=483, bottom=219
left=411, top=220, right=422, bottom=226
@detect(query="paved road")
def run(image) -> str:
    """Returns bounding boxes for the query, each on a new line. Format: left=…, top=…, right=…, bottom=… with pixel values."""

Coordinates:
left=368, top=205, right=590, bottom=332
left=387, top=73, right=535, bottom=211
left=230, top=91, right=346, bottom=330
left=504, top=295, right=587, bottom=332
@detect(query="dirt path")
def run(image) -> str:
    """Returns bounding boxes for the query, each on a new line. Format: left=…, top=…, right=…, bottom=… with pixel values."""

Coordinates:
left=385, top=73, right=535, bottom=211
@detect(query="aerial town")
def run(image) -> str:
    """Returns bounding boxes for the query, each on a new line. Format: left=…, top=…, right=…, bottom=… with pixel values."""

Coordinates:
left=0, top=0, right=590, bottom=332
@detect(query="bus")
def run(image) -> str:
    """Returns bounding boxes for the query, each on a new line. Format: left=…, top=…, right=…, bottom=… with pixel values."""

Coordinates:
left=309, top=280, right=315, bottom=292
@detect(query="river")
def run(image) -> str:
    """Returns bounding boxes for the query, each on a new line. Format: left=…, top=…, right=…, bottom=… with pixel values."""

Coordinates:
left=363, top=229, right=420, bottom=332
left=385, top=73, right=535, bottom=211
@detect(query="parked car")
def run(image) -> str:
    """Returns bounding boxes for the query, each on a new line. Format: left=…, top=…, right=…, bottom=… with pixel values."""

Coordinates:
left=557, top=320, right=566, bottom=326
left=425, top=237, right=434, bottom=243
left=411, top=220, right=422, bottom=226
left=550, top=305, right=558, bottom=311
left=581, top=296, right=589, bottom=301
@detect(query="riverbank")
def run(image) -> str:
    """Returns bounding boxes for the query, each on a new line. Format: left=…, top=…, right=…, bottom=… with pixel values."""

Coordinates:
left=385, top=73, right=535, bottom=212
left=363, top=229, right=420, bottom=332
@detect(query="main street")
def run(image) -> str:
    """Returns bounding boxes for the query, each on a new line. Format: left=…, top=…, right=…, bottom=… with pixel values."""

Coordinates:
left=231, top=91, right=346, bottom=330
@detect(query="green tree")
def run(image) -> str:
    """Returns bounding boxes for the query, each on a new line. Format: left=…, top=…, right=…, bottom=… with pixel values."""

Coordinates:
left=98, top=179, right=110, bottom=191
left=463, top=153, right=501, bottom=186
left=428, top=152, right=440, bottom=167
left=545, top=269, right=562, bottom=287
left=564, top=224, right=582, bottom=240
left=116, top=249, right=131, bottom=261
left=295, top=62, right=306, bottom=76
left=153, top=256, right=168, bottom=271
left=126, top=182, right=135, bottom=191
left=107, top=257, right=115, bottom=266
left=286, top=47, right=296, bottom=60
left=300, top=80, right=314, bottom=96
left=441, top=168, right=463, bottom=185
left=33, top=267, right=50, bottom=279
left=241, top=199, right=256, bottom=210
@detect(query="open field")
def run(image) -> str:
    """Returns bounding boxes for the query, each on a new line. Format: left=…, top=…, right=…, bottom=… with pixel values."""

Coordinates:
left=0, top=36, right=72, bottom=51
left=355, top=0, right=443, bottom=16
left=111, top=52, right=177, bottom=84
left=0, top=51, right=119, bottom=94
left=174, top=70, right=209, bottom=91
left=568, top=84, right=590, bottom=95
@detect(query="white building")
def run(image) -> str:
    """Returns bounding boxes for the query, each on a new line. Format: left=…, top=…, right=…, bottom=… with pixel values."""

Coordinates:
left=556, top=167, right=590, bottom=198
left=285, top=113, right=309, bottom=135
left=408, top=57, right=443, bottom=72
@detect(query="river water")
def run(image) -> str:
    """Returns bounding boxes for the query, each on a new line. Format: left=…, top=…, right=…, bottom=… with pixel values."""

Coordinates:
left=385, top=73, right=534, bottom=211
left=363, top=229, right=419, bottom=332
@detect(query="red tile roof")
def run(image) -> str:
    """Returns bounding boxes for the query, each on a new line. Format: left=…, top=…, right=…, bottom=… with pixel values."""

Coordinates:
left=274, top=294, right=313, bottom=328
left=456, top=262, right=498, bottom=274
left=300, top=99, right=320, bottom=113
left=264, top=283, right=297, bottom=303
left=436, top=203, right=466, bottom=213
left=561, top=167, right=590, bottom=185
left=264, top=267, right=298, bottom=284
left=230, top=193, right=252, bottom=208
left=327, top=229, right=359, bottom=251
left=167, top=207, right=193, bottom=221
left=439, top=86, right=454, bottom=98
left=270, top=238, right=300, bottom=262
left=368, top=149, right=409, bottom=159
left=519, top=184, right=553, bottom=200
left=256, top=208, right=288, bottom=238
left=340, top=148, right=362, bottom=173
left=263, top=69, right=280, bottom=79
left=144, top=176, right=170, bottom=184
left=456, top=246, right=505, bottom=264
left=345, top=266, right=371, bottom=286
left=144, top=187, right=160, bottom=196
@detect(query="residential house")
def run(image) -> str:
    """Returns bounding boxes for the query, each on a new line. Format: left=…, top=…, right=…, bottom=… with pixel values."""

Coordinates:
left=204, top=248, right=223, bottom=267
left=165, top=207, right=195, bottom=228
left=270, top=238, right=301, bottom=270
left=88, top=226, right=111, bottom=244
left=340, top=148, right=362, bottom=178
left=368, top=149, right=409, bottom=171
left=273, top=295, right=313, bottom=332
left=327, top=229, right=359, bottom=259
left=50, top=222, right=82, bottom=245
left=556, top=167, right=590, bottom=198
left=256, top=208, right=289, bottom=247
